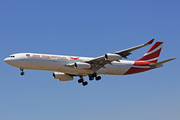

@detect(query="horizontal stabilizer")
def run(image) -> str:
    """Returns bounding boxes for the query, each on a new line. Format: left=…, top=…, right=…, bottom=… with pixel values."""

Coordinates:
left=149, top=58, right=176, bottom=68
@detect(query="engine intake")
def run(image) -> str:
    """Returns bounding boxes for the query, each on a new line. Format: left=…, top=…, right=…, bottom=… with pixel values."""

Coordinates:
left=53, top=72, right=73, bottom=81
left=105, top=53, right=122, bottom=61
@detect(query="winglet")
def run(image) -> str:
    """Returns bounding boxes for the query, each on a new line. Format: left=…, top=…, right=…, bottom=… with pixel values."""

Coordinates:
left=147, top=39, right=154, bottom=44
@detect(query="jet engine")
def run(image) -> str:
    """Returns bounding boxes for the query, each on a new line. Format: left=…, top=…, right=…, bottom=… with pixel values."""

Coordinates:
left=105, top=53, right=122, bottom=61
left=53, top=72, right=73, bottom=81
left=74, top=62, right=91, bottom=69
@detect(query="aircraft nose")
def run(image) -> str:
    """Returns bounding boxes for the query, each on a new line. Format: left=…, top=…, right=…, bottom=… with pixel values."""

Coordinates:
left=4, top=56, right=20, bottom=67
left=4, top=58, right=9, bottom=63
left=4, top=57, right=13, bottom=64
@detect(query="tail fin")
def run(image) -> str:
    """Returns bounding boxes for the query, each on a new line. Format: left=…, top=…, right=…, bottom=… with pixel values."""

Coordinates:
left=137, top=41, right=163, bottom=63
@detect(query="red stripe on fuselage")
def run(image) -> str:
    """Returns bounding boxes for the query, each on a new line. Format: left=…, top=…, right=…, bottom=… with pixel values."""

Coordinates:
left=124, top=61, right=153, bottom=75
left=70, top=57, right=80, bottom=60
left=133, top=61, right=150, bottom=66
left=124, top=67, right=152, bottom=75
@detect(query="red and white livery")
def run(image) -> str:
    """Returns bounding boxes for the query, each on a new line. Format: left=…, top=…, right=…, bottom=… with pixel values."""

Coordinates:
left=4, top=39, right=176, bottom=86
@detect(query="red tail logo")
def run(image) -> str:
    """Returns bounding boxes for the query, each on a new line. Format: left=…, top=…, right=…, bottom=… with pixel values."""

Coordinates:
left=137, top=42, right=163, bottom=63
left=124, top=41, right=163, bottom=75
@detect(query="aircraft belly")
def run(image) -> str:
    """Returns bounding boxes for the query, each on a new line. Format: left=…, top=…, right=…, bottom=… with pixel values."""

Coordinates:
left=57, top=66, right=94, bottom=76
left=97, top=68, right=108, bottom=74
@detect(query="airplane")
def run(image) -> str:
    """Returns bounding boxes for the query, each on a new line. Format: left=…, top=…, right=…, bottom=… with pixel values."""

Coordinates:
left=4, top=39, right=176, bottom=86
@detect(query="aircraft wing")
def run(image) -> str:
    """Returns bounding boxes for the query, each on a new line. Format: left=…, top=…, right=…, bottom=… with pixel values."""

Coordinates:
left=85, top=39, right=154, bottom=71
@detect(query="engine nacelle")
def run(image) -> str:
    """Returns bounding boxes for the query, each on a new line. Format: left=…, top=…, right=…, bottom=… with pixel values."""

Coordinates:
left=53, top=72, right=73, bottom=81
left=105, top=53, right=122, bottom=61
left=74, top=62, right=91, bottom=69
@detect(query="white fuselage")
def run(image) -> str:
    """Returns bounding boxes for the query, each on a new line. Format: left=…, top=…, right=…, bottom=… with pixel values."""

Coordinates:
left=4, top=53, right=134, bottom=76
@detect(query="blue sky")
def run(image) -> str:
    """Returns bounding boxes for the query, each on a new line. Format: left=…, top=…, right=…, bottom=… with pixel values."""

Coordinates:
left=0, top=0, right=180, bottom=120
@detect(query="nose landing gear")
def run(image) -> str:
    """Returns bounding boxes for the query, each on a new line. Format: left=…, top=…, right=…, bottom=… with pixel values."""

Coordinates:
left=20, top=68, right=25, bottom=76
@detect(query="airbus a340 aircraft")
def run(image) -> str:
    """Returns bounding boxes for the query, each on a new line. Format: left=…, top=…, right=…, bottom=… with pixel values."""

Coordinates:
left=4, top=39, right=176, bottom=86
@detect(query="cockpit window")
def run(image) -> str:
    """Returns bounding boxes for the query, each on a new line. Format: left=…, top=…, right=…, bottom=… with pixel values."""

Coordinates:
left=9, top=56, right=15, bottom=58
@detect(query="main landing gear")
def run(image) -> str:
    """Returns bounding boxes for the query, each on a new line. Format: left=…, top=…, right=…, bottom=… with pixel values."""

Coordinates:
left=20, top=68, right=25, bottom=76
left=78, top=73, right=101, bottom=86
left=89, top=73, right=101, bottom=81
left=78, top=76, right=88, bottom=86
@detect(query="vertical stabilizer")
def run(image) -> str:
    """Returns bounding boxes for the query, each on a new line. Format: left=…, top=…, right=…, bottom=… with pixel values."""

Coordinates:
left=137, top=42, right=163, bottom=63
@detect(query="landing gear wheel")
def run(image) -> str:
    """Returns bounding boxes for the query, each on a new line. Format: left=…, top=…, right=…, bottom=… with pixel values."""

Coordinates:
left=78, top=78, right=84, bottom=83
left=88, top=74, right=94, bottom=81
left=78, top=76, right=88, bottom=86
left=89, top=77, right=94, bottom=81
left=92, top=73, right=97, bottom=77
left=96, top=76, right=101, bottom=81
left=82, top=81, right=88, bottom=86
left=21, top=72, right=25, bottom=76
